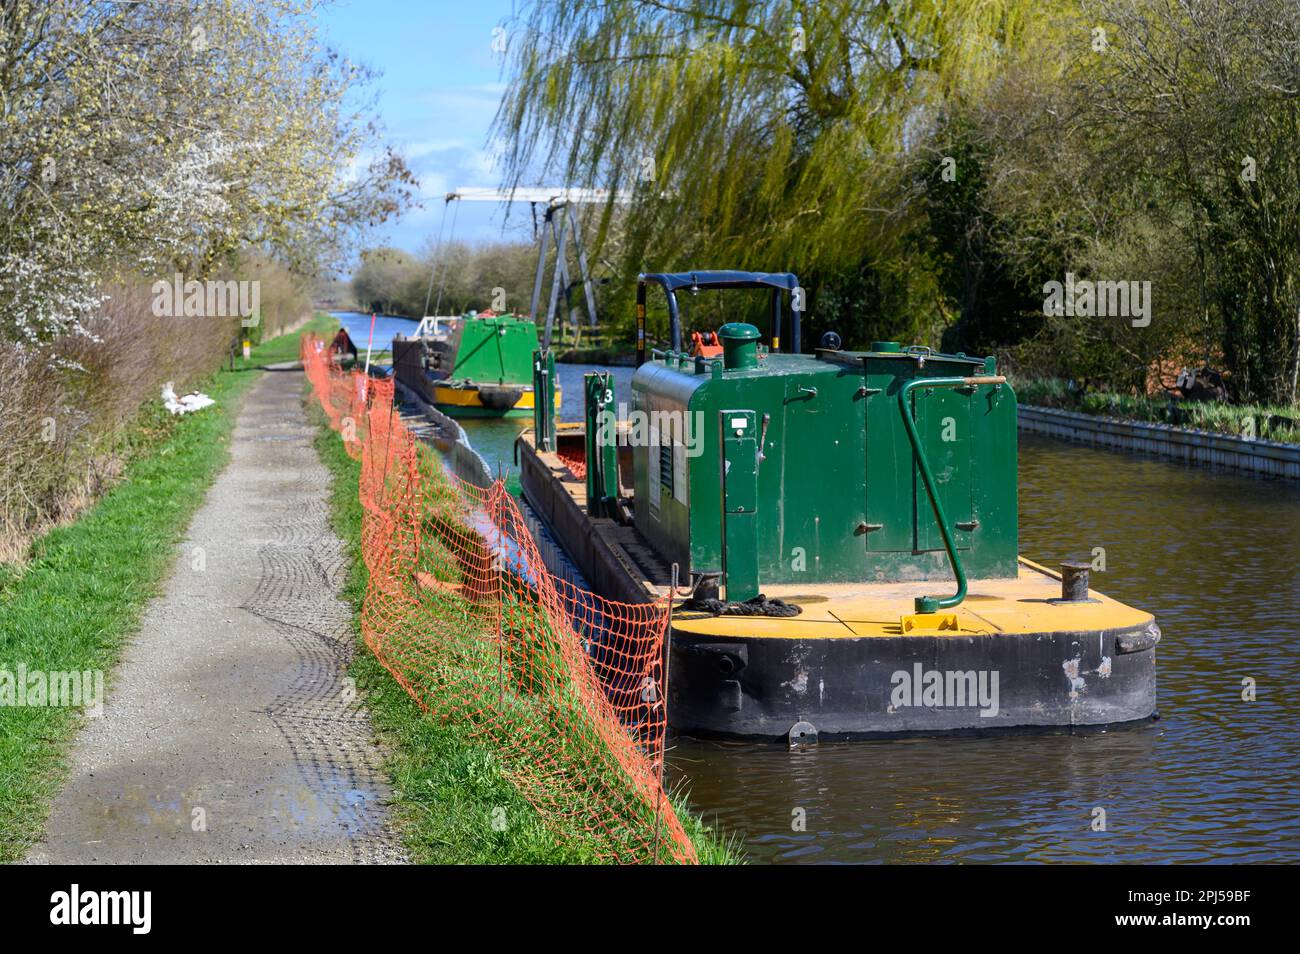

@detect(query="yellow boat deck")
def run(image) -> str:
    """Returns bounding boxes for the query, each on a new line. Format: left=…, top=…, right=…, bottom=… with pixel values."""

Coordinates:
left=672, top=559, right=1152, bottom=639
left=524, top=425, right=1153, bottom=640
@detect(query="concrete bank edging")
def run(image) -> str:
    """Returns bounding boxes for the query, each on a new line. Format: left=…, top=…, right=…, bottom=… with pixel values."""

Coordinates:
left=1017, top=404, right=1300, bottom=480
left=391, top=379, right=494, bottom=488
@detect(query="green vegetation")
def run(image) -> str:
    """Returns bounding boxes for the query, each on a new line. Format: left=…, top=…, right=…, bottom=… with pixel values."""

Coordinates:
left=483, top=0, right=1300, bottom=409
left=310, top=401, right=737, bottom=864
left=313, top=418, right=597, bottom=862
left=235, top=312, right=336, bottom=368
left=494, top=0, right=1062, bottom=348
left=0, top=319, right=326, bottom=862
left=554, top=344, right=636, bottom=366
left=1014, top=379, right=1300, bottom=445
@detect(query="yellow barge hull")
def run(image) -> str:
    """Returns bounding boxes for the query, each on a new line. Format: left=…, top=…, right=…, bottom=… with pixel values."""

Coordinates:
left=427, top=383, right=561, bottom=419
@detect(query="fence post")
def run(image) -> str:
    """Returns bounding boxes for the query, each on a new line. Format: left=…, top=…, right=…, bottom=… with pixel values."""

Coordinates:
left=494, top=478, right=505, bottom=712
left=653, top=561, right=679, bottom=864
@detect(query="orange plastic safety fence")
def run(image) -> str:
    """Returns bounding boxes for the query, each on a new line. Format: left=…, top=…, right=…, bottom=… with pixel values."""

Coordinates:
left=300, top=335, right=697, bottom=864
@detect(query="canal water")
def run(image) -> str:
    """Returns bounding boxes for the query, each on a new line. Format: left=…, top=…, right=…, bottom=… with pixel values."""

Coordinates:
left=331, top=310, right=419, bottom=357
left=366, top=326, right=1300, bottom=863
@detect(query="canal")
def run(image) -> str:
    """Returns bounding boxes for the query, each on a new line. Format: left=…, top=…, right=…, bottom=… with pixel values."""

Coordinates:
left=341, top=311, right=1300, bottom=863
left=331, top=311, right=419, bottom=359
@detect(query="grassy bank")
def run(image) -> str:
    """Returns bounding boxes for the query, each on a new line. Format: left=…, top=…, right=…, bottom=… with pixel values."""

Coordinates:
left=1012, top=377, right=1300, bottom=445
left=554, top=345, right=636, bottom=366
left=0, top=315, right=332, bottom=862
left=309, top=402, right=737, bottom=864
left=234, top=312, right=336, bottom=367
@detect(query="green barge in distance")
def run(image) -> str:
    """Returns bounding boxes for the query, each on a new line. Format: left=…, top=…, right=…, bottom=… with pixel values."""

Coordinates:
left=393, top=312, right=561, bottom=418
left=515, top=270, right=1160, bottom=741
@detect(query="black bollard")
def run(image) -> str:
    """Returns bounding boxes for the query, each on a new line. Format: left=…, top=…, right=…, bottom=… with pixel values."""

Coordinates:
left=693, top=572, right=721, bottom=603
left=1060, top=562, right=1092, bottom=602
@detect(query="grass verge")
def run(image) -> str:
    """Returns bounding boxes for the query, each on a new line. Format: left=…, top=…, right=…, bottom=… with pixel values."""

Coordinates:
left=0, top=314, right=331, bottom=862
left=308, top=399, right=738, bottom=864
left=1013, top=377, right=1300, bottom=444
left=235, top=312, right=336, bottom=367
left=553, top=345, right=636, bottom=366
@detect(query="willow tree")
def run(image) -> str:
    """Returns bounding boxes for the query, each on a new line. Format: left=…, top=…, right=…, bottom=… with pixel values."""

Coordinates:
left=494, top=0, right=1065, bottom=340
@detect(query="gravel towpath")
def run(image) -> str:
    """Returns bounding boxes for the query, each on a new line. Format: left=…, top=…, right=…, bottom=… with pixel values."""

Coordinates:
left=27, top=369, right=403, bottom=864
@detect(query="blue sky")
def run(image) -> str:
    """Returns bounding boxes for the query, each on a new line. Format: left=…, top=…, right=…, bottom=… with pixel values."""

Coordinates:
left=317, top=0, right=532, bottom=259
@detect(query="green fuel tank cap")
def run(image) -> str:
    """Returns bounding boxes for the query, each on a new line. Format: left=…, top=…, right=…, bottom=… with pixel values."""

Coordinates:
left=719, top=322, right=761, bottom=370
left=871, top=341, right=902, bottom=353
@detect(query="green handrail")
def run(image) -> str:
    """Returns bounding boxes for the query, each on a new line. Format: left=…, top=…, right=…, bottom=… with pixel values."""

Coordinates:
left=532, top=348, right=556, bottom=451
left=898, top=374, right=1006, bottom=613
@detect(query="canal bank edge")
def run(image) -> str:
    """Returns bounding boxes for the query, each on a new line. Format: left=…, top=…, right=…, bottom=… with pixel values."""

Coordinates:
left=1018, top=404, right=1300, bottom=480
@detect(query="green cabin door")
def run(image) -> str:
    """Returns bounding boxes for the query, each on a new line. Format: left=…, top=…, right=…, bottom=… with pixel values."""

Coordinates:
left=781, top=377, right=868, bottom=580
left=864, top=384, right=912, bottom=552
left=912, top=387, right=974, bottom=551
left=720, top=409, right=759, bottom=602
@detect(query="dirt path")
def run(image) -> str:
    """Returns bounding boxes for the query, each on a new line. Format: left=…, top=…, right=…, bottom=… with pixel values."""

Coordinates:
left=27, top=369, right=404, bottom=864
